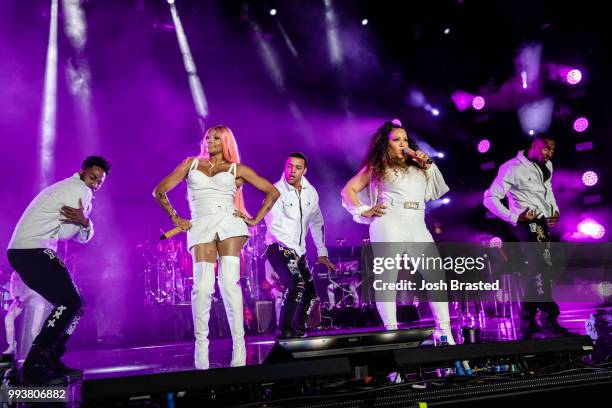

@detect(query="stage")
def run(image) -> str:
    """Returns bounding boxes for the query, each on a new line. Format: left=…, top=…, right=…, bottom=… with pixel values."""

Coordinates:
left=66, top=307, right=596, bottom=380
left=18, top=305, right=601, bottom=407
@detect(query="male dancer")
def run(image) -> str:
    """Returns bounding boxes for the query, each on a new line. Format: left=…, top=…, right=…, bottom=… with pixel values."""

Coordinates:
left=265, top=152, right=336, bottom=338
left=483, top=136, right=572, bottom=338
left=7, top=156, right=109, bottom=384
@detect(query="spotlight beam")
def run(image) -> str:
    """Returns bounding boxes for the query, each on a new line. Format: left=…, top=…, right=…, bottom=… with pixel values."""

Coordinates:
left=275, top=19, right=299, bottom=59
left=168, top=3, right=208, bottom=130
left=39, top=0, right=59, bottom=188
left=323, top=0, right=342, bottom=66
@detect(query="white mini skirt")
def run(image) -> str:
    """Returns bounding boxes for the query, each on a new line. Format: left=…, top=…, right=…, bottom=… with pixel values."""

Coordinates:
left=187, top=204, right=250, bottom=250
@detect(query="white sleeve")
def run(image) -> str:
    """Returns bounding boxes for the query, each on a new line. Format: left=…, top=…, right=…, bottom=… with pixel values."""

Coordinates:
left=341, top=181, right=374, bottom=225
left=308, top=192, right=328, bottom=257
left=424, top=163, right=450, bottom=202
left=264, top=191, right=285, bottom=237
left=75, top=218, right=94, bottom=243
left=483, top=164, right=519, bottom=225
left=74, top=185, right=95, bottom=244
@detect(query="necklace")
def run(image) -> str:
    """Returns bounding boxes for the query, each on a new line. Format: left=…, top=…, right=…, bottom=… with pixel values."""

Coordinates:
left=208, top=159, right=224, bottom=170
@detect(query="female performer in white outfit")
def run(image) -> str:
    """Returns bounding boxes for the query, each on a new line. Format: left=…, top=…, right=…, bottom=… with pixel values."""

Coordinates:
left=154, top=125, right=279, bottom=369
left=341, top=121, right=455, bottom=344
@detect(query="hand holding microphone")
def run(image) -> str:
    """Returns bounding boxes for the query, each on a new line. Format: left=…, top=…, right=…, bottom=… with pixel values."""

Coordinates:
left=403, top=147, right=433, bottom=168
left=160, top=215, right=192, bottom=240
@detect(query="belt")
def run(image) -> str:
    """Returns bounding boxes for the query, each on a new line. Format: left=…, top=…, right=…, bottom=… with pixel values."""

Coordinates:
left=191, top=203, right=235, bottom=218
left=383, top=199, right=424, bottom=210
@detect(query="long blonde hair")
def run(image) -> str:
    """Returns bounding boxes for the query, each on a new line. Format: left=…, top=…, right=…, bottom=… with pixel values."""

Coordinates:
left=199, top=125, right=249, bottom=215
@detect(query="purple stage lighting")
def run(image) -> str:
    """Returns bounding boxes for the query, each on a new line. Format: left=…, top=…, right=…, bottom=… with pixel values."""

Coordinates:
left=432, top=108, right=440, bottom=116
left=472, top=96, right=485, bottom=110
left=573, top=117, right=589, bottom=133
left=442, top=198, right=450, bottom=205
left=566, top=69, right=582, bottom=85
left=437, top=152, right=445, bottom=159
left=582, top=171, right=598, bottom=187
left=269, top=9, right=277, bottom=16
left=361, top=18, right=368, bottom=26
left=477, top=139, right=491, bottom=154
left=489, top=237, right=502, bottom=248
left=528, top=130, right=535, bottom=135
left=578, top=220, right=606, bottom=240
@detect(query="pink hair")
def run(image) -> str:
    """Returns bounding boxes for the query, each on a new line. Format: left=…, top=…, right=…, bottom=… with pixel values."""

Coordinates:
left=199, top=125, right=249, bottom=216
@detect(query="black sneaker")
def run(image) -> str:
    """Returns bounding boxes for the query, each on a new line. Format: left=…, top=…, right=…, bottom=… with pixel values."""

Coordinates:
left=290, top=328, right=306, bottom=338
left=520, top=320, right=542, bottom=340
left=20, top=362, right=67, bottom=386
left=544, top=321, right=576, bottom=336
left=277, top=328, right=306, bottom=339
left=50, top=358, right=83, bottom=378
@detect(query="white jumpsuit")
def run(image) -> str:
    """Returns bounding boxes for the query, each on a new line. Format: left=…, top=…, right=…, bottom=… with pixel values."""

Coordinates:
left=345, top=163, right=455, bottom=342
left=186, top=158, right=249, bottom=368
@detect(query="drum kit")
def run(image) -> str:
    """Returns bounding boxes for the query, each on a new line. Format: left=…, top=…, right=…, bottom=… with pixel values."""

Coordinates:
left=138, top=223, right=268, bottom=306
left=139, top=239, right=192, bottom=305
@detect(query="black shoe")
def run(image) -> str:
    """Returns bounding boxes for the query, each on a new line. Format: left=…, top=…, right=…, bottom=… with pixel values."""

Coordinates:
left=544, top=321, right=576, bottom=336
left=278, top=328, right=306, bottom=339
left=50, top=358, right=83, bottom=378
left=291, top=328, right=306, bottom=338
left=520, top=320, right=542, bottom=340
left=20, top=362, right=67, bottom=386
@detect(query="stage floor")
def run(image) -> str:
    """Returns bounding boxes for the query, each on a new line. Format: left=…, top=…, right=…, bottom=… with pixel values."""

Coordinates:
left=63, top=306, right=602, bottom=381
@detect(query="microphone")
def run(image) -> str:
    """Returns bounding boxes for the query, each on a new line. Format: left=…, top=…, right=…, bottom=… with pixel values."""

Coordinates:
left=403, top=147, right=433, bottom=165
left=160, top=226, right=182, bottom=240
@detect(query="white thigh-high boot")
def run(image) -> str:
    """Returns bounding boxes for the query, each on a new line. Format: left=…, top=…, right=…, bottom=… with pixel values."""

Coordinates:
left=218, top=256, right=246, bottom=367
left=430, top=301, right=455, bottom=345
left=192, top=262, right=216, bottom=369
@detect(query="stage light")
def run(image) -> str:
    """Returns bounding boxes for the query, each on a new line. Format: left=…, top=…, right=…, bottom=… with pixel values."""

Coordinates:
left=489, top=237, right=503, bottom=248
left=477, top=139, right=490, bottom=154
left=472, top=96, right=485, bottom=110
left=517, top=97, right=554, bottom=136
left=521, top=70, right=528, bottom=89
left=361, top=18, right=368, bottom=26
left=451, top=90, right=473, bottom=112
left=582, top=171, right=598, bottom=187
left=166, top=0, right=175, bottom=4
left=270, top=9, right=277, bottom=16
left=566, top=69, right=582, bottom=85
left=578, top=220, right=606, bottom=240
left=573, top=117, right=589, bottom=133
left=444, top=28, right=450, bottom=34
left=437, top=152, right=445, bottom=159
left=442, top=198, right=450, bottom=205
left=432, top=108, right=440, bottom=116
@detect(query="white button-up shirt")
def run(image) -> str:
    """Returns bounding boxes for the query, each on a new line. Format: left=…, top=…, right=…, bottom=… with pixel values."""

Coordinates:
left=483, top=151, right=559, bottom=226
left=8, top=174, right=94, bottom=251
left=265, top=175, right=328, bottom=257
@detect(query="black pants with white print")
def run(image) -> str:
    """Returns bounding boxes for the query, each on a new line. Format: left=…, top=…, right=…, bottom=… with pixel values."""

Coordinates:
left=512, top=217, right=559, bottom=321
left=266, top=243, right=317, bottom=332
left=7, top=249, right=84, bottom=357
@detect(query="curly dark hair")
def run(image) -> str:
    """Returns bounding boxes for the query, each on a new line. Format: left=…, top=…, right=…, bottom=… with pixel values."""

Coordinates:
left=82, top=155, right=111, bottom=174
left=361, top=121, right=421, bottom=183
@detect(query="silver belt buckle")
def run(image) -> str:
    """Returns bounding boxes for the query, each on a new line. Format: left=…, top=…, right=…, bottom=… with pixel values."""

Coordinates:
left=404, top=201, right=419, bottom=209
